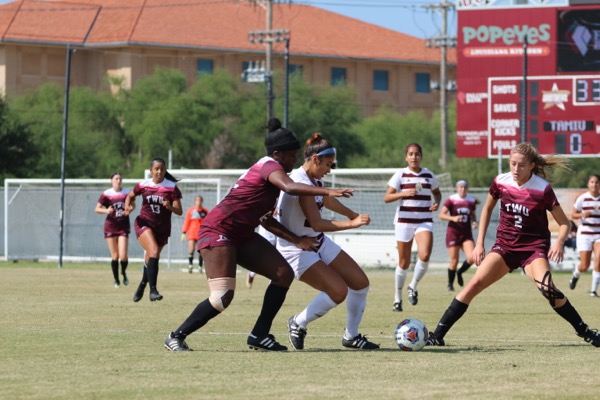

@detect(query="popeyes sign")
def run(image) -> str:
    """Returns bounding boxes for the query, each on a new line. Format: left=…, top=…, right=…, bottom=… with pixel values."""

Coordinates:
left=462, top=24, right=551, bottom=45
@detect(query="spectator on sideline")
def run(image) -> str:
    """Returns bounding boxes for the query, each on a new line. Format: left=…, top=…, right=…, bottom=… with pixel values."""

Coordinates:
left=384, top=143, right=441, bottom=312
left=163, top=118, right=354, bottom=352
left=124, top=158, right=182, bottom=302
left=181, top=195, right=209, bottom=274
left=426, top=143, right=600, bottom=348
left=438, top=179, right=478, bottom=291
left=277, top=133, right=379, bottom=350
left=95, top=172, right=134, bottom=288
left=569, top=174, right=600, bottom=296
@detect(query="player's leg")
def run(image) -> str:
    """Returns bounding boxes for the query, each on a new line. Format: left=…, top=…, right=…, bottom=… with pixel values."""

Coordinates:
left=447, top=246, right=460, bottom=291
left=186, top=238, right=195, bottom=273
left=589, top=241, right=600, bottom=296
left=457, top=239, right=475, bottom=287
left=137, top=229, right=163, bottom=301
left=572, top=233, right=593, bottom=290
left=408, top=228, right=433, bottom=305
left=106, top=237, right=120, bottom=287
left=117, top=235, right=129, bottom=285
left=394, top=239, right=412, bottom=311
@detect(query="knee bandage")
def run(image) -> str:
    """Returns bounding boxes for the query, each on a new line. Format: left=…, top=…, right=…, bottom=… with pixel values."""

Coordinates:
left=535, top=271, right=565, bottom=307
left=208, top=277, right=236, bottom=312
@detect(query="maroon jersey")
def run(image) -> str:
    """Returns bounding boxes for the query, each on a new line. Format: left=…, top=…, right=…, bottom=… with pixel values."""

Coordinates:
left=490, top=172, right=559, bottom=250
left=200, top=156, right=284, bottom=244
left=133, top=178, right=182, bottom=238
left=443, top=193, right=477, bottom=247
left=98, top=188, right=131, bottom=236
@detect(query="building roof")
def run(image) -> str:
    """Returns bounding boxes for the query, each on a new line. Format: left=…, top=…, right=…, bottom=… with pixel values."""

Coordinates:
left=0, top=0, right=456, bottom=65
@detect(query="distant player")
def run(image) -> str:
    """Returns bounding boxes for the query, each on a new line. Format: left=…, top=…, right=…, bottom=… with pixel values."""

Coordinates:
left=384, top=143, right=441, bottom=312
left=124, top=158, right=183, bottom=302
left=95, top=172, right=134, bottom=288
left=426, top=143, right=600, bottom=348
left=569, top=174, right=600, bottom=296
left=181, top=195, right=209, bottom=273
left=439, top=180, right=478, bottom=291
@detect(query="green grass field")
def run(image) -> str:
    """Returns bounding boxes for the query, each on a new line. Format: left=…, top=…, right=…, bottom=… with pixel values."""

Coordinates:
left=1, top=261, right=599, bottom=399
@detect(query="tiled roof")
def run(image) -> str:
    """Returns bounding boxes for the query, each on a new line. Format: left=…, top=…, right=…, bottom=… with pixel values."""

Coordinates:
left=0, top=0, right=456, bottom=64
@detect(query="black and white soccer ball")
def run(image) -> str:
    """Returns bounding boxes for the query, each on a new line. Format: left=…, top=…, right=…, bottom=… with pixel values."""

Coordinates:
left=394, top=318, right=428, bottom=351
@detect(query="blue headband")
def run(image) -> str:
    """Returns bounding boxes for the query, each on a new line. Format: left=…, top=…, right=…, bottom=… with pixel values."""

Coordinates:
left=456, top=180, right=468, bottom=187
left=315, top=147, right=336, bottom=157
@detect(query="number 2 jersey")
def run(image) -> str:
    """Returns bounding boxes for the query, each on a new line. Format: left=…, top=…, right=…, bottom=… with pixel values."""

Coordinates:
left=133, top=179, right=182, bottom=238
left=491, top=172, right=559, bottom=250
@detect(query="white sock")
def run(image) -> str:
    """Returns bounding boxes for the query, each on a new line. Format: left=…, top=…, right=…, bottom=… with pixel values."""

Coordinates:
left=410, top=259, right=429, bottom=289
left=592, top=271, right=600, bottom=293
left=395, top=266, right=407, bottom=303
left=573, top=268, right=581, bottom=279
left=295, top=292, right=338, bottom=328
left=345, top=286, right=368, bottom=339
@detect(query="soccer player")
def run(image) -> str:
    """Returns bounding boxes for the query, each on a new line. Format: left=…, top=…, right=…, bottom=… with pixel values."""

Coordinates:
left=95, top=172, right=134, bottom=288
left=124, top=158, right=183, bottom=302
left=181, top=195, right=209, bottom=274
left=278, top=133, right=379, bottom=350
left=384, top=143, right=441, bottom=311
left=569, top=174, right=600, bottom=296
left=163, top=118, right=355, bottom=352
left=426, top=143, right=600, bottom=348
left=438, top=179, right=478, bottom=291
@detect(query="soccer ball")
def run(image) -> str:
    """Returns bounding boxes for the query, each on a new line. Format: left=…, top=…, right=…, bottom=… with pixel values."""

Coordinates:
left=394, top=318, right=428, bottom=351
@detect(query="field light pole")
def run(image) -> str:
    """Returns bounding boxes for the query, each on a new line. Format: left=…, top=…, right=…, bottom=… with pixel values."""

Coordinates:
left=284, top=37, right=290, bottom=128
left=521, top=37, right=528, bottom=144
left=59, top=44, right=74, bottom=269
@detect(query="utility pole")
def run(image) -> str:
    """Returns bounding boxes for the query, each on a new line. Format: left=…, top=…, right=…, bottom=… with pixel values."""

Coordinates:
left=246, top=1, right=290, bottom=120
left=424, top=0, right=456, bottom=170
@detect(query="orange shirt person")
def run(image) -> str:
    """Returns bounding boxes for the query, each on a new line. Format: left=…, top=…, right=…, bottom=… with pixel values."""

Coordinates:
left=181, top=195, right=209, bottom=273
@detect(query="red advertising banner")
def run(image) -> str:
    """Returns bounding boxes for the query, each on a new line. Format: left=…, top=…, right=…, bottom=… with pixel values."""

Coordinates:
left=456, top=5, right=600, bottom=157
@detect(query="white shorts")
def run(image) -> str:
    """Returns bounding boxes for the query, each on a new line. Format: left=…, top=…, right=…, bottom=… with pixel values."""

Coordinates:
left=277, top=235, right=342, bottom=279
left=576, top=231, right=600, bottom=252
left=394, top=222, right=433, bottom=243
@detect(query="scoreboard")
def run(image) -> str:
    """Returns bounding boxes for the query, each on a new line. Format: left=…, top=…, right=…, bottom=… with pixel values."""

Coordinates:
left=456, top=3, right=600, bottom=158
left=488, top=75, right=600, bottom=157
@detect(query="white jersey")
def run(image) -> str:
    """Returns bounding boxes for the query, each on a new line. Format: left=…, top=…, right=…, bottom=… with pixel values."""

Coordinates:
left=387, top=167, right=439, bottom=225
left=573, top=191, right=600, bottom=235
left=276, top=167, right=323, bottom=246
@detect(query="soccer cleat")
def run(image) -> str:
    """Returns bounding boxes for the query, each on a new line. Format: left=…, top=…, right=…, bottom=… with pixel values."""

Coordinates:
left=578, top=327, right=600, bottom=347
left=287, top=316, right=307, bottom=350
left=122, top=273, right=129, bottom=286
left=164, top=332, right=193, bottom=351
left=425, top=333, right=446, bottom=346
left=590, top=291, right=598, bottom=298
left=198, top=267, right=203, bottom=274
left=246, top=273, right=254, bottom=289
left=392, top=301, right=403, bottom=312
left=447, top=284, right=454, bottom=292
left=407, top=286, right=418, bottom=305
left=188, top=265, right=193, bottom=274
left=569, top=276, right=578, bottom=290
left=456, top=271, right=464, bottom=287
left=247, top=333, right=287, bottom=351
left=133, top=282, right=147, bottom=302
left=114, top=281, right=120, bottom=289
left=342, top=334, right=380, bottom=350
left=149, top=288, right=163, bottom=302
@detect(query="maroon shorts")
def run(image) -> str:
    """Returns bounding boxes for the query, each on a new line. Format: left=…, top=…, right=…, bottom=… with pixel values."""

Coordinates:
left=445, top=229, right=474, bottom=248
left=134, top=219, right=170, bottom=247
left=489, top=244, right=547, bottom=271
left=104, top=230, right=129, bottom=239
left=197, top=224, right=254, bottom=251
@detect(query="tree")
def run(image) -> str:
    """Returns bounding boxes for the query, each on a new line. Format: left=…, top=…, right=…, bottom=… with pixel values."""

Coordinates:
left=0, top=98, right=39, bottom=179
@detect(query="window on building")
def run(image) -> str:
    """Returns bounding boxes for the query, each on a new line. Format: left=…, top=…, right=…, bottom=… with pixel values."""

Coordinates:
left=197, top=59, right=214, bottom=76
left=289, top=64, right=303, bottom=77
left=373, top=70, right=388, bottom=91
left=416, top=73, right=431, bottom=93
left=331, top=67, right=346, bottom=86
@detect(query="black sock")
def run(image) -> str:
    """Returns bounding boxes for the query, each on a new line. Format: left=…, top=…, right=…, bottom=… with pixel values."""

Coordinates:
left=198, top=254, right=203, bottom=267
left=251, top=284, right=289, bottom=337
left=174, top=299, right=221, bottom=337
left=553, top=300, right=587, bottom=335
left=140, top=264, right=148, bottom=285
left=458, top=260, right=471, bottom=274
left=120, top=260, right=128, bottom=275
left=147, top=258, right=159, bottom=289
left=111, top=260, right=119, bottom=282
left=188, top=253, right=194, bottom=266
left=432, top=298, right=469, bottom=339
left=448, top=269, right=456, bottom=285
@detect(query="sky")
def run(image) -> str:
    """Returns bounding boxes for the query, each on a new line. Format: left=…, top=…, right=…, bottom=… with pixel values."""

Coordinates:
left=0, top=0, right=458, bottom=40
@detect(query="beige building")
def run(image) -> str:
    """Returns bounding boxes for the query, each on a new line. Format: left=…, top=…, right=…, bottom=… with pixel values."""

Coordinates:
left=0, top=0, right=456, bottom=115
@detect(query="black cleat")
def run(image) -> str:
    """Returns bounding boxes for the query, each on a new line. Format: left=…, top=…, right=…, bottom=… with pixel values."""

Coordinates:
left=569, top=276, right=578, bottom=290
left=247, top=333, right=287, bottom=351
left=456, top=271, right=464, bottom=287
left=122, top=273, right=129, bottom=286
left=407, top=286, right=418, bottom=305
left=342, top=334, right=380, bottom=350
left=590, top=291, right=598, bottom=298
left=578, top=326, right=600, bottom=347
left=164, top=332, right=193, bottom=351
left=149, top=288, right=163, bottom=302
left=447, top=284, right=454, bottom=292
left=425, top=333, right=446, bottom=346
left=132, top=282, right=146, bottom=302
left=392, top=301, right=403, bottom=312
left=287, top=316, right=307, bottom=350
